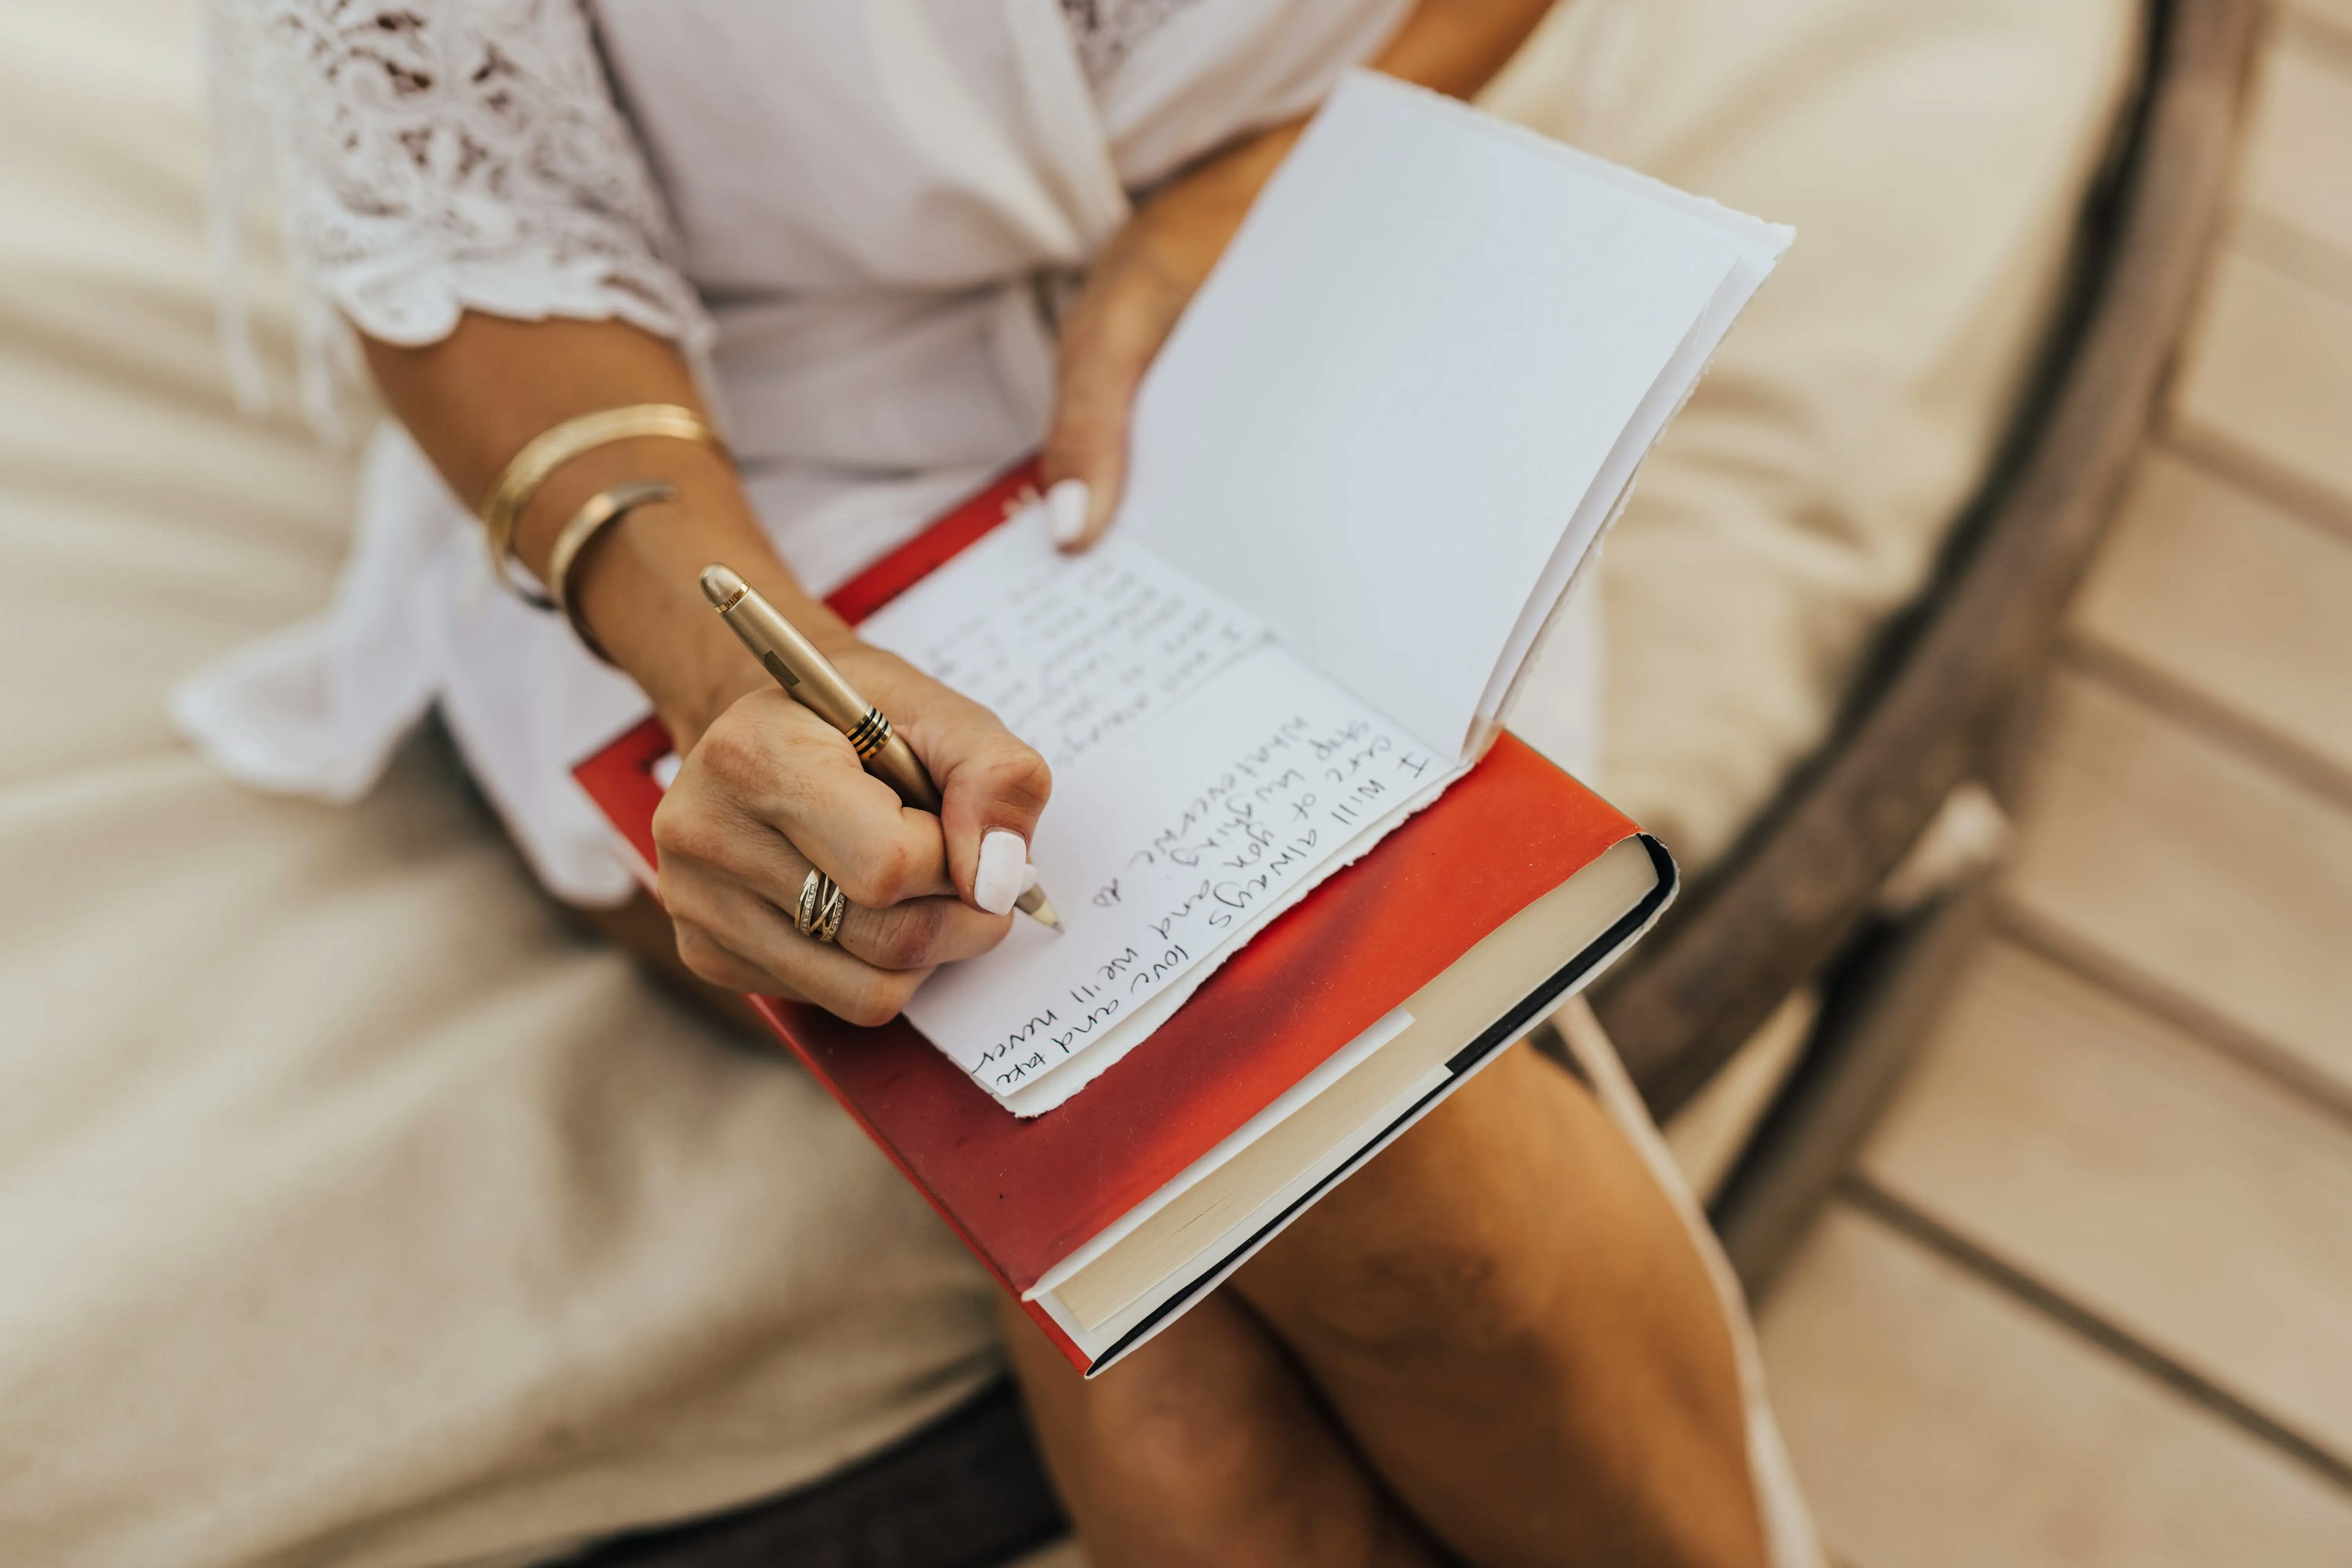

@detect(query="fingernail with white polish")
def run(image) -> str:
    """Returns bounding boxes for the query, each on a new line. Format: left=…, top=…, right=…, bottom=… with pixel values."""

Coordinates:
left=1045, top=478, right=1090, bottom=546
left=976, top=829, right=1028, bottom=915
left=1020, top=862, right=1039, bottom=895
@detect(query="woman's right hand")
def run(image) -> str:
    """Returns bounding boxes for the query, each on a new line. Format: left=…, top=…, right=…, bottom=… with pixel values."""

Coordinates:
left=649, top=643, right=1052, bottom=1027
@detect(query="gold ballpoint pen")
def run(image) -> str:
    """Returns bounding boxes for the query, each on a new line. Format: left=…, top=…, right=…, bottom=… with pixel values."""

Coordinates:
left=699, top=564, right=1062, bottom=930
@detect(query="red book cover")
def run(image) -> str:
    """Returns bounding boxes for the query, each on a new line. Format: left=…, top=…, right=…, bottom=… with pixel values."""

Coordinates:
left=575, top=459, right=1662, bottom=1371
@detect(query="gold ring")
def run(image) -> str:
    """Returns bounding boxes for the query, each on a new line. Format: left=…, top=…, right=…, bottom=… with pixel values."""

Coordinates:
left=795, top=869, right=847, bottom=944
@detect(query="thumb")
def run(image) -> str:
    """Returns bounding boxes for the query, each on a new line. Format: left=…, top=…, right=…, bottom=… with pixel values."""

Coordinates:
left=930, top=720, right=1055, bottom=918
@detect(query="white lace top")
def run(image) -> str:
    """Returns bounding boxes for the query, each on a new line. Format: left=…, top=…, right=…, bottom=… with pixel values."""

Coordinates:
left=186, top=0, right=1417, bottom=903
left=207, top=0, right=1204, bottom=424
left=1062, top=0, right=1201, bottom=81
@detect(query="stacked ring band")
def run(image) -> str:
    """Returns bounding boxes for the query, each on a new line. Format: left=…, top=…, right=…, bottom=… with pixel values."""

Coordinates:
left=795, top=869, right=848, bottom=944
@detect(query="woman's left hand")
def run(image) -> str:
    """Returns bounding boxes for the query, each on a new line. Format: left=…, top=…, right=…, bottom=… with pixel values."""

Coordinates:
left=1038, top=121, right=1304, bottom=552
left=1039, top=2, right=1553, bottom=552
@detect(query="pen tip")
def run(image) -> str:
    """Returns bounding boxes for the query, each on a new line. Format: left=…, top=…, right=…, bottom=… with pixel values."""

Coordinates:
left=699, top=564, right=748, bottom=611
left=1017, top=886, right=1063, bottom=932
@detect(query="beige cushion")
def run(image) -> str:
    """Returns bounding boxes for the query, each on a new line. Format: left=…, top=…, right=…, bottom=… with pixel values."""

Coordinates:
left=0, top=0, right=2135, bottom=1564
left=0, top=8, right=997, bottom=1568
left=1492, top=0, right=2136, bottom=1240
left=1490, top=0, right=2138, bottom=870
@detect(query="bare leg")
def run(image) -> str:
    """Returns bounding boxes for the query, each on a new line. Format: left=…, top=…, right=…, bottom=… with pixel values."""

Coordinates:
left=581, top=892, right=1442, bottom=1562
left=999, top=1291, right=1443, bottom=1568
left=1230, top=1041, right=1768, bottom=1568
left=583, top=893, right=1763, bottom=1565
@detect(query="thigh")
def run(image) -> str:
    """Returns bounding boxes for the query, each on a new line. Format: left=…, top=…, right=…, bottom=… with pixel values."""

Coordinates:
left=997, top=1293, right=1442, bottom=1568
left=584, top=889, right=1761, bottom=1564
left=1231, top=1041, right=1767, bottom=1568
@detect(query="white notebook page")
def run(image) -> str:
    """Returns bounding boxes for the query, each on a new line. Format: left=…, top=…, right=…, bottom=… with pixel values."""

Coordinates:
left=844, top=76, right=1789, bottom=1114
left=1118, top=72, right=1789, bottom=758
left=862, top=516, right=1464, bottom=1112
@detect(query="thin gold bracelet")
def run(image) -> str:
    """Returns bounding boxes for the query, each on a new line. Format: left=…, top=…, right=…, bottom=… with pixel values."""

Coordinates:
left=477, top=404, right=724, bottom=599
left=545, top=479, right=678, bottom=663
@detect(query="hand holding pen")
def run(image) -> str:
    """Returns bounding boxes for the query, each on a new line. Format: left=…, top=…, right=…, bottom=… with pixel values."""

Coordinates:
left=699, top=565, right=1061, bottom=931
left=644, top=567, right=1057, bottom=1027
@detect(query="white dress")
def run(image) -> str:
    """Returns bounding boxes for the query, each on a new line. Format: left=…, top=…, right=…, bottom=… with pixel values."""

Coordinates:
left=181, top=0, right=1420, bottom=906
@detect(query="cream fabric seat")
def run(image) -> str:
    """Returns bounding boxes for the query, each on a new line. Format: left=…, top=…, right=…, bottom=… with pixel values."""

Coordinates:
left=1496, top=0, right=2137, bottom=870
left=0, top=0, right=2132, bottom=1564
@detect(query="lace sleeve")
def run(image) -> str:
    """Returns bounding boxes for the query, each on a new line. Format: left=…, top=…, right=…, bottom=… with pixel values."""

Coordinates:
left=208, top=0, right=713, bottom=428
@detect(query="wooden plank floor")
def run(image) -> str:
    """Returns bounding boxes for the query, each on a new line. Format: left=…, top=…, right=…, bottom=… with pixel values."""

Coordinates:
left=1757, top=10, right=2352, bottom=1563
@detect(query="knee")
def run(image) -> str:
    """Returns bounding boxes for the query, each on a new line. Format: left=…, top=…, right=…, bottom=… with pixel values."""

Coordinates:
left=1089, top=1351, right=1295, bottom=1507
left=1283, top=1231, right=1561, bottom=1366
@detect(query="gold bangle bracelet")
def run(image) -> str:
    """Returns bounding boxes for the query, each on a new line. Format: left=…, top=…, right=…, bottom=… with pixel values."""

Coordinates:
left=478, top=404, right=724, bottom=598
left=544, top=479, right=679, bottom=663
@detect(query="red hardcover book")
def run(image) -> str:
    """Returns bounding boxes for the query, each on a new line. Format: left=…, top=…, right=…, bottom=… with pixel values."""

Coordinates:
left=575, top=460, right=1676, bottom=1374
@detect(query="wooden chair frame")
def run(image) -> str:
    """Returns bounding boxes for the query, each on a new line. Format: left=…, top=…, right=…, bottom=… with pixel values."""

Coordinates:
left=576, top=1, right=2260, bottom=1559
left=1593, top=0, right=2258, bottom=1120
left=1608, top=0, right=2260, bottom=1293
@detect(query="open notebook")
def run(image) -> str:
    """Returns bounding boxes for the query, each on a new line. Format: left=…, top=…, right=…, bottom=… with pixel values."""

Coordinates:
left=580, top=472, right=1684, bottom=1373
left=856, top=72, right=1787, bottom=1115
left=579, top=71, right=1788, bottom=1373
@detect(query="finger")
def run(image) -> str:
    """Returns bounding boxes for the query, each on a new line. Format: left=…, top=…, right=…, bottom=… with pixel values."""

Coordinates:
left=927, top=717, right=1053, bottom=918
left=672, top=918, right=810, bottom=1002
left=838, top=891, right=1012, bottom=971
left=668, top=826, right=1008, bottom=971
left=846, top=653, right=1055, bottom=918
left=671, top=872, right=933, bottom=1028
left=673, top=688, right=954, bottom=906
left=1042, top=251, right=1190, bottom=551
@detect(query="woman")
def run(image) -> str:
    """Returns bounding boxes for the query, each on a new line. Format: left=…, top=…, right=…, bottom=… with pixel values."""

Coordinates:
left=192, top=2, right=1797, bottom=1562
